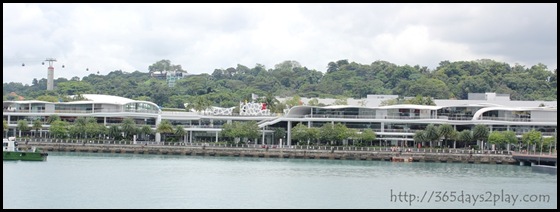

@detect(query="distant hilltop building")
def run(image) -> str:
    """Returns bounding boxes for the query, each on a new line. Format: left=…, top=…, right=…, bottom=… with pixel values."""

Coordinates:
left=150, top=70, right=187, bottom=87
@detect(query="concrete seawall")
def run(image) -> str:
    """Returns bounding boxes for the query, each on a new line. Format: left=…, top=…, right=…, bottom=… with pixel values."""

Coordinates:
left=23, top=142, right=518, bottom=165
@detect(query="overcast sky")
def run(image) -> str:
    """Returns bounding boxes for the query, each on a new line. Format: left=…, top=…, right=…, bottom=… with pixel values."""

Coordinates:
left=3, top=3, right=557, bottom=85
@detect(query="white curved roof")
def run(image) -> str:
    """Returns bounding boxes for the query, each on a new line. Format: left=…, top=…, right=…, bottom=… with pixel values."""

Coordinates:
left=3, top=100, right=52, bottom=104
left=472, top=106, right=557, bottom=120
left=80, top=94, right=136, bottom=104
left=63, top=94, right=148, bottom=105
left=378, top=104, right=443, bottom=110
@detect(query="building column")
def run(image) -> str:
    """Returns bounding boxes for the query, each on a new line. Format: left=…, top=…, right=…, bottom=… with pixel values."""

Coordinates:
left=307, top=121, right=312, bottom=145
left=215, top=131, right=219, bottom=143
left=261, top=127, right=266, bottom=145
left=287, top=121, right=292, bottom=146
left=190, top=131, right=193, bottom=143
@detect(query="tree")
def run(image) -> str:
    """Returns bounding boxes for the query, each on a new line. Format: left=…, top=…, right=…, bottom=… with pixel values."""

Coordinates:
left=74, top=117, right=87, bottom=139
left=307, top=98, right=320, bottom=106
left=148, top=59, right=186, bottom=74
left=3, top=119, right=8, bottom=138
left=140, top=125, right=154, bottom=141
left=32, top=119, right=43, bottom=138
left=488, top=131, right=505, bottom=150
left=156, top=120, right=174, bottom=143
left=121, top=117, right=137, bottom=140
left=413, top=130, right=428, bottom=148
left=85, top=118, right=104, bottom=140
left=273, top=127, right=286, bottom=145
left=262, top=92, right=280, bottom=113
left=437, top=124, right=454, bottom=148
left=242, top=121, right=260, bottom=144
left=319, top=123, right=337, bottom=145
left=448, top=130, right=459, bottom=149
left=16, top=120, right=29, bottom=138
left=459, top=130, right=473, bottom=149
left=49, top=120, right=68, bottom=139
left=360, top=128, right=377, bottom=146
left=333, top=97, right=348, bottom=105
left=502, top=131, right=517, bottom=152
left=320, top=123, right=352, bottom=146
left=175, top=125, right=186, bottom=143
left=190, top=96, right=213, bottom=114
left=522, top=130, right=542, bottom=154
left=108, top=125, right=121, bottom=140
left=424, top=124, right=439, bottom=147
left=47, top=115, right=61, bottom=124
left=307, top=127, right=320, bottom=145
left=285, top=95, right=303, bottom=107
left=221, top=122, right=240, bottom=143
left=291, top=123, right=310, bottom=145
left=473, top=124, right=490, bottom=150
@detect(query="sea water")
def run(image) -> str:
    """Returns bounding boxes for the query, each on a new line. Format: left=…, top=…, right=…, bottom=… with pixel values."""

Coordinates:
left=3, top=152, right=556, bottom=209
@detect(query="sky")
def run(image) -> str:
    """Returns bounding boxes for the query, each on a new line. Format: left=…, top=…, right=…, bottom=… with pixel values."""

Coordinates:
left=3, top=3, right=557, bottom=85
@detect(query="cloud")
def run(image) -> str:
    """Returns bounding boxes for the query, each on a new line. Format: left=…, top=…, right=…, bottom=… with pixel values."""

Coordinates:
left=3, top=3, right=557, bottom=85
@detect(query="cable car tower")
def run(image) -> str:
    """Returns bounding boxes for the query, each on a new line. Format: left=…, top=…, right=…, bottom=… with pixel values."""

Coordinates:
left=44, top=58, right=57, bottom=90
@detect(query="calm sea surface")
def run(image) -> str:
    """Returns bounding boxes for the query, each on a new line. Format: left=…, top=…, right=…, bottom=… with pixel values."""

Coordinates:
left=3, top=152, right=557, bottom=209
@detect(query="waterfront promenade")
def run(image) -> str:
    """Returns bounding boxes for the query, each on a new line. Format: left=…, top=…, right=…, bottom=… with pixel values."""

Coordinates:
left=16, top=138, right=528, bottom=165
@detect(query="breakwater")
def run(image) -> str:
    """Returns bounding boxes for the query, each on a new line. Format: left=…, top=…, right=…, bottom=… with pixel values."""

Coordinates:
left=22, top=142, right=518, bottom=165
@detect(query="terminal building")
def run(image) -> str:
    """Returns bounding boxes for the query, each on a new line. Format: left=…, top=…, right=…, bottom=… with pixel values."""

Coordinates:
left=3, top=93, right=557, bottom=147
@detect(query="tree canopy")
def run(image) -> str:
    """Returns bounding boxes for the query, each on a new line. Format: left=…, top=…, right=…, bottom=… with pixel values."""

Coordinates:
left=4, top=59, right=556, bottom=108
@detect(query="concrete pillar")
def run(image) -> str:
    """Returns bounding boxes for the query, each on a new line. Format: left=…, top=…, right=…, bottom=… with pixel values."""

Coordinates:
left=287, top=121, right=292, bottom=146
left=215, top=131, right=219, bottom=142
left=261, top=128, right=265, bottom=145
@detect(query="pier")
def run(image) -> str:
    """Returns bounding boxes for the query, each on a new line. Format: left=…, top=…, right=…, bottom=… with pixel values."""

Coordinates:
left=512, top=153, right=557, bottom=167
left=20, top=141, right=520, bottom=165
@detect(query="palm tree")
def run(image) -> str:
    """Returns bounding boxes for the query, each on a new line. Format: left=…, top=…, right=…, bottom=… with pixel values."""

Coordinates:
left=424, top=124, right=439, bottom=148
left=191, top=96, right=212, bottom=114
left=459, top=130, right=473, bottom=149
left=108, top=125, right=121, bottom=140
left=413, top=130, right=428, bottom=148
left=448, top=130, right=459, bottom=149
left=473, top=124, right=489, bottom=150
left=175, top=125, right=186, bottom=143
left=437, top=124, right=454, bottom=148
left=120, top=117, right=137, bottom=140
left=139, top=125, right=154, bottom=141
left=156, top=120, right=174, bottom=143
